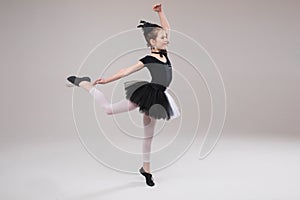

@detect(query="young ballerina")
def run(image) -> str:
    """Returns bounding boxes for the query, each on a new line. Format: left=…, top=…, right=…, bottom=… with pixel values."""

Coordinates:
left=67, top=3, right=180, bottom=187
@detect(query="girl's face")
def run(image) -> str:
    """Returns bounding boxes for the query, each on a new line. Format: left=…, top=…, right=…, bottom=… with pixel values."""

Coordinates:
left=152, top=29, right=169, bottom=50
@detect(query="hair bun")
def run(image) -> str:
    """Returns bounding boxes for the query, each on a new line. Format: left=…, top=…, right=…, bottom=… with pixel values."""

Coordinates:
left=137, top=20, right=162, bottom=29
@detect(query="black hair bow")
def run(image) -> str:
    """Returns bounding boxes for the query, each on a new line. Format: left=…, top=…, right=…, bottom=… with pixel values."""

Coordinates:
left=137, top=20, right=162, bottom=29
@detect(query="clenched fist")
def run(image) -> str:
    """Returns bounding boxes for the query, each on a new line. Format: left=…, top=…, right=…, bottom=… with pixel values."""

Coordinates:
left=152, top=3, right=162, bottom=12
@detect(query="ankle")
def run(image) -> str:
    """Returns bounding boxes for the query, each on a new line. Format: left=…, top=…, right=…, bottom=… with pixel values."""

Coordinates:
left=79, top=81, right=93, bottom=91
left=143, top=163, right=151, bottom=173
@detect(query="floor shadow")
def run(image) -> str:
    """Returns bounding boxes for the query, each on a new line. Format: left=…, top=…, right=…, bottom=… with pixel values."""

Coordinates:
left=65, top=181, right=145, bottom=200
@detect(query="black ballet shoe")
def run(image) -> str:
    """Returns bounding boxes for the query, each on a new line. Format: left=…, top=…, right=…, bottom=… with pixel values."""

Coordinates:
left=139, top=167, right=155, bottom=187
left=66, top=76, right=91, bottom=87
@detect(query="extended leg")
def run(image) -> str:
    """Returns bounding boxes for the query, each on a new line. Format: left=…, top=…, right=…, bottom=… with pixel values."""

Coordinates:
left=88, top=86, right=138, bottom=115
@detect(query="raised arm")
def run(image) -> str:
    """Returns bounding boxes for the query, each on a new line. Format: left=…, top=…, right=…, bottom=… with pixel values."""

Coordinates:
left=93, top=61, right=144, bottom=85
left=153, top=3, right=170, bottom=38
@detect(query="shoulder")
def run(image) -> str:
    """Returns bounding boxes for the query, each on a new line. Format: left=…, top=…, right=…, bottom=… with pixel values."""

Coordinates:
left=139, top=55, right=155, bottom=64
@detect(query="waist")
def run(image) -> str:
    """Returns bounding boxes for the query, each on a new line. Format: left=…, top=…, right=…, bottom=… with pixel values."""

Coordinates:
left=149, top=82, right=167, bottom=91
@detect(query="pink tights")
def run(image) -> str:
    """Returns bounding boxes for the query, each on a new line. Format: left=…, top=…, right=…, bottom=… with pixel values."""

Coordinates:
left=89, top=87, right=156, bottom=162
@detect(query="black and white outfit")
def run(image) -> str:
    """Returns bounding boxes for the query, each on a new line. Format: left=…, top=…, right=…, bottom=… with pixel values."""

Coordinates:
left=67, top=18, right=180, bottom=187
left=66, top=50, right=180, bottom=187
left=124, top=51, right=180, bottom=120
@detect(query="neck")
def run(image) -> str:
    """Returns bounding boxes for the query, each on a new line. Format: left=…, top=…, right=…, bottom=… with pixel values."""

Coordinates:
left=151, top=49, right=161, bottom=53
left=151, top=49, right=166, bottom=53
left=151, top=49, right=166, bottom=58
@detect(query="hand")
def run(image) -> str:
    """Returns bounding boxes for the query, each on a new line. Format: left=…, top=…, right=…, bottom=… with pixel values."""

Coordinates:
left=92, top=78, right=106, bottom=86
left=152, top=3, right=162, bottom=12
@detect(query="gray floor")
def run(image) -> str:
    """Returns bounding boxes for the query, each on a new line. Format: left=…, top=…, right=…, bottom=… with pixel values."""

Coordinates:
left=1, top=132, right=299, bottom=200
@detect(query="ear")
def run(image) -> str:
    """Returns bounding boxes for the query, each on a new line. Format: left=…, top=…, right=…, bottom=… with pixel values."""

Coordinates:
left=150, top=38, right=156, bottom=47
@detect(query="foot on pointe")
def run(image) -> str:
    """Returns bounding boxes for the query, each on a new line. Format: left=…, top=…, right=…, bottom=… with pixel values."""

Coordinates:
left=139, top=167, right=155, bottom=187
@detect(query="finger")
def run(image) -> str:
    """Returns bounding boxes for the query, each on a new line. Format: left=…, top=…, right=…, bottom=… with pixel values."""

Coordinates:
left=153, top=4, right=159, bottom=8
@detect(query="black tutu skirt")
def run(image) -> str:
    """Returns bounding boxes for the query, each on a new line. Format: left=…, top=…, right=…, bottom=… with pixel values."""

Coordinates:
left=124, top=80, right=174, bottom=120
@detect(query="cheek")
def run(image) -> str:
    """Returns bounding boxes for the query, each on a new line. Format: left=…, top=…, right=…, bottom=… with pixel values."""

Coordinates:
left=158, top=39, right=165, bottom=44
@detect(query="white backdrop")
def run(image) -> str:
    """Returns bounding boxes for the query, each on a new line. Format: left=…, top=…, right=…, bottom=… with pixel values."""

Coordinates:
left=1, top=0, right=299, bottom=142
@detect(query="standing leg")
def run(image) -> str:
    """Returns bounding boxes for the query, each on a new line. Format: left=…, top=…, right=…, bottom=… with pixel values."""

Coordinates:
left=142, top=114, right=156, bottom=173
left=139, top=114, right=156, bottom=187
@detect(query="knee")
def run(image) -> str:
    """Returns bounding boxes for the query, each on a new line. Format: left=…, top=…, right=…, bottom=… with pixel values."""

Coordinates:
left=105, top=110, right=113, bottom=115
left=104, top=107, right=113, bottom=115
